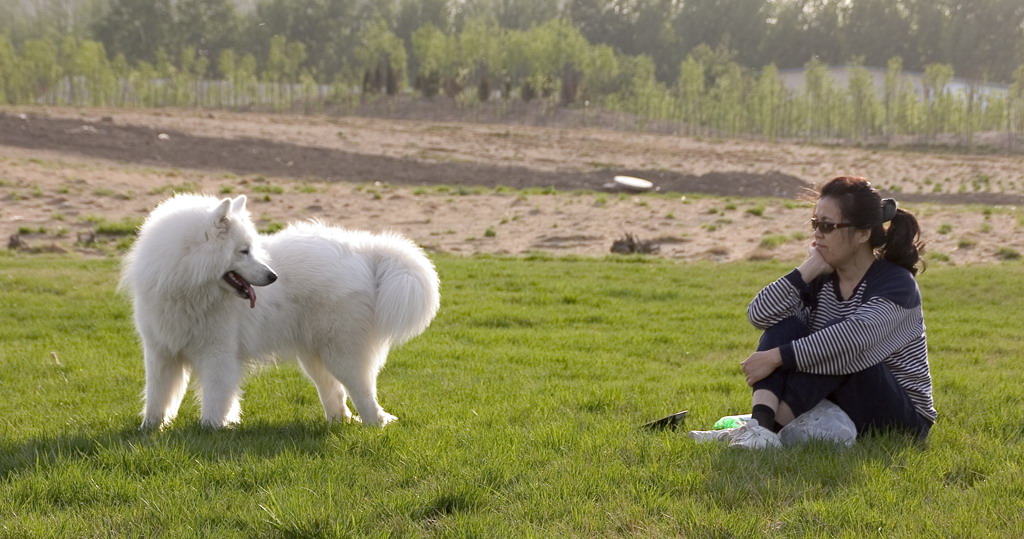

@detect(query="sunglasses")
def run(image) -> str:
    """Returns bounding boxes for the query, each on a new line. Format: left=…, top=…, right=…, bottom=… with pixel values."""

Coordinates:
left=810, top=218, right=856, bottom=234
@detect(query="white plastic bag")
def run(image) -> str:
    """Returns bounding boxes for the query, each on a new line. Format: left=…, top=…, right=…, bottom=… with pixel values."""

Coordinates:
left=779, top=399, right=857, bottom=447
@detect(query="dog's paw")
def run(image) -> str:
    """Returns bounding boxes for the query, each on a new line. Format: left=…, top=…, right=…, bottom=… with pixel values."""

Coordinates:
left=364, top=411, right=397, bottom=427
left=326, top=412, right=359, bottom=424
left=324, top=404, right=355, bottom=423
left=199, top=417, right=239, bottom=430
left=139, top=418, right=165, bottom=431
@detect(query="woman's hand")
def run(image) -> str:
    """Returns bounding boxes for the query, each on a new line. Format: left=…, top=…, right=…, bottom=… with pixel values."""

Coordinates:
left=797, top=242, right=833, bottom=283
left=741, top=348, right=783, bottom=386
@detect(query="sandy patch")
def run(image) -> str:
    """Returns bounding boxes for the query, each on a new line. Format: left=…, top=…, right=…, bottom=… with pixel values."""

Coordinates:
left=1, top=107, right=1022, bottom=265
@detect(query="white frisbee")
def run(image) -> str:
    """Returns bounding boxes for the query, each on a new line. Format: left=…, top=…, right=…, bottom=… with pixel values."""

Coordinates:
left=613, top=175, right=653, bottom=191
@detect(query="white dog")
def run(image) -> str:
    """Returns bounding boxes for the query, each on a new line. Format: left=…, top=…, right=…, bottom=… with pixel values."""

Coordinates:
left=120, top=194, right=440, bottom=429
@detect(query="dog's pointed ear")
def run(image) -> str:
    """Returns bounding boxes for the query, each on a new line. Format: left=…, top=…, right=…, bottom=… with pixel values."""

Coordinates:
left=213, top=198, right=233, bottom=226
left=230, top=195, right=247, bottom=214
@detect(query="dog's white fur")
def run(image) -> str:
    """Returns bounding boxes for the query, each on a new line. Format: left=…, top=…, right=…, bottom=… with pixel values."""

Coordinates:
left=120, top=194, right=440, bottom=429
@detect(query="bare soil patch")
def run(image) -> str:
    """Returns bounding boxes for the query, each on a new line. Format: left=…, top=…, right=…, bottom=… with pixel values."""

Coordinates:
left=2, top=107, right=1022, bottom=264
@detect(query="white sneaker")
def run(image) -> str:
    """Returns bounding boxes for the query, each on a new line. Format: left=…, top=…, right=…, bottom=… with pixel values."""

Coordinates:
left=727, top=419, right=782, bottom=449
left=687, top=427, right=741, bottom=444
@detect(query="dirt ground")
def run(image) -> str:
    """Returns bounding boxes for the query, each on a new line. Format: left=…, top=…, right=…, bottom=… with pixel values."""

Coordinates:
left=2, top=106, right=1023, bottom=264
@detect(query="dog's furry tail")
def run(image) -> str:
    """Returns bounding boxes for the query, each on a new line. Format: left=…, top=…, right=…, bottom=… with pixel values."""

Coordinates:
left=372, top=243, right=441, bottom=346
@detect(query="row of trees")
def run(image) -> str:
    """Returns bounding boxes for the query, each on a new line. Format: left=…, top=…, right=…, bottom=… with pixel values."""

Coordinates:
left=3, top=0, right=1024, bottom=85
left=4, top=30, right=1024, bottom=151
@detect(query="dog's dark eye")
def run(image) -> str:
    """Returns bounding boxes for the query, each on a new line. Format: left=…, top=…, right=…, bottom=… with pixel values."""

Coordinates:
left=241, top=248, right=250, bottom=255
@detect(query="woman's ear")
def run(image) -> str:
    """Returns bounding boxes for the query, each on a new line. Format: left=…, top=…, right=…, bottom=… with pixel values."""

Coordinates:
left=854, top=227, right=872, bottom=246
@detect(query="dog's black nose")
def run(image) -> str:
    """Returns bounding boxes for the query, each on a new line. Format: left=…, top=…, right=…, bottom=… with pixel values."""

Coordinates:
left=266, top=271, right=278, bottom=284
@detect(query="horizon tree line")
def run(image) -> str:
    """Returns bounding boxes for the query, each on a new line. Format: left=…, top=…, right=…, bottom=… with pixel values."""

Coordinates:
left=2, top=0, right=1024, bottom=151
left=3, top=0, right=1023, bottom=84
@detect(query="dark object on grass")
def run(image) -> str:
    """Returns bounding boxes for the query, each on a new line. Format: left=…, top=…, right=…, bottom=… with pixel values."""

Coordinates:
left=642, top=410, right=688, bottom=430
left=610, top=233, right=660, bottom=254
left=8, top=234, right=26, bottom=251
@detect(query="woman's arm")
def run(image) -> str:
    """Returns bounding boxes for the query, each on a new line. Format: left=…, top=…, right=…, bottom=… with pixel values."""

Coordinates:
left=797, top=243, right=834, bottom=283
left=782, top=296, right=921, bottom=375
left=747, top=244, right=832, bottom=329
left=746, top=272, right=805, bottom=329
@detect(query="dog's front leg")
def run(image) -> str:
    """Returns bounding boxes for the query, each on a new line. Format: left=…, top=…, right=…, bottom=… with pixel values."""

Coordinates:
left=196, top=352, right=244, bottom=429
left=140, top=342, right=190, bottom=430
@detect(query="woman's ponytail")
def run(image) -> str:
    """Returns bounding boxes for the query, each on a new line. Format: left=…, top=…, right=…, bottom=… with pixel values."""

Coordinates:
left=882, top=208, right=925, bottom=275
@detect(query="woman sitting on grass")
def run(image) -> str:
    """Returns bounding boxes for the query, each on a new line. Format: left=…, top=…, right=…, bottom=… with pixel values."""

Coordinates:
left=690, top=176, right=936, bottom=449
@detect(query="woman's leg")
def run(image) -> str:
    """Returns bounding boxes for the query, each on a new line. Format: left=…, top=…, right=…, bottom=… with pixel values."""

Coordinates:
left=829, top=363, right=932, bottom=438
left=745, top=320, right=930, bottom=440
left=686, top=319, right=804, bottom=445
left=751, top=388, right=796, bottom=427
left=749, top=316, right=807, bottom=430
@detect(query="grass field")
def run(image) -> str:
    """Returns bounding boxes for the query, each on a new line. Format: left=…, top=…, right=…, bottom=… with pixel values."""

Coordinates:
left=1, top=253, right=1022, bottom=537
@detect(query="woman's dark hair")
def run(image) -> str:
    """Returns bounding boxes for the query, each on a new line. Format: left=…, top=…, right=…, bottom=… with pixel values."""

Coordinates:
left=816, top=176, right=926, bottom=275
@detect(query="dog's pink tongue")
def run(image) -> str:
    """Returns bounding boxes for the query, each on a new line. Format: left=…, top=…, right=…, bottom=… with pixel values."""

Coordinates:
left=245, top=281, right=256, bottom=309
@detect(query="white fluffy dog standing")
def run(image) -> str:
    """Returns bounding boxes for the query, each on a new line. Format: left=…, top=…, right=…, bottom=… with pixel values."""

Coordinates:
left=120, top=194, right=440, bottom=429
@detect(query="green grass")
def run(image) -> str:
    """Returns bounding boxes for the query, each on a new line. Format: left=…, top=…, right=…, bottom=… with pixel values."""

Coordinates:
left=251, top=184, right=285, bottom=195
left=996, top=247, right=1021, bottom=260
left=148, top=182, right=201, bottom=196
left=258, top=220, right=286, bottom=235
left=89, top=217, right=144, bottom=237
left=745, top=205, right=766, bottom=217
left=0, top=254, right=1022, bottom=536
left=758, top=233, right=805, bottom=249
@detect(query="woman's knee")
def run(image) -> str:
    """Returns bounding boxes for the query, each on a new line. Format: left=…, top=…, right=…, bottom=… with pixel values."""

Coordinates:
left=758, top=316, right=807, bottom=351
left=752, top=367, right=786, bottom=396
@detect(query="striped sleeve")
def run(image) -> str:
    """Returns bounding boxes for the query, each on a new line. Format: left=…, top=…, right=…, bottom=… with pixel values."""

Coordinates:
left=747, top=269, right=810, bottom=330
left=885, top=337, right=936, bottom=422
left=782, top=296, right=922, bottom=375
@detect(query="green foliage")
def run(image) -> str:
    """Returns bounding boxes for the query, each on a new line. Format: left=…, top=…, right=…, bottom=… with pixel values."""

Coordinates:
left=259, top=220, right=285, bottom=234
left=759, top=234, right=791, bottom=249
left=91, top=0, right=175, bottom=66
left=251, top=184, right=284, bottom=195
left=847, top=58, right=882, bottom=141
left=264, top=35, right=306, bottom=83
left=745, top=205, right=766, bottom=217
left=996, top=247, right=1021, bottom=260
left=89, top=216, right=143, bottom=236
left=0, top=256, right=1022, bottom=536
left=356, top=19, right=408, bottom=96
left=1, top=2, right=1023, bottom=149
left=60, top=37, right=118, bottom=105
left=411, top=23, right=455, bottom=98
left=0, top=35, right=15, bottom=103
left=923, top=63, right=957, bottom=142
left=4, top=0, right=1024, bottom=85
left=21, top=39, right=61, bottom=101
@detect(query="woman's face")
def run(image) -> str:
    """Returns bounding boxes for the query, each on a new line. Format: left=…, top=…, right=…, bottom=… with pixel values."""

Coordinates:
left=812, top=197, right=868, bottom=267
